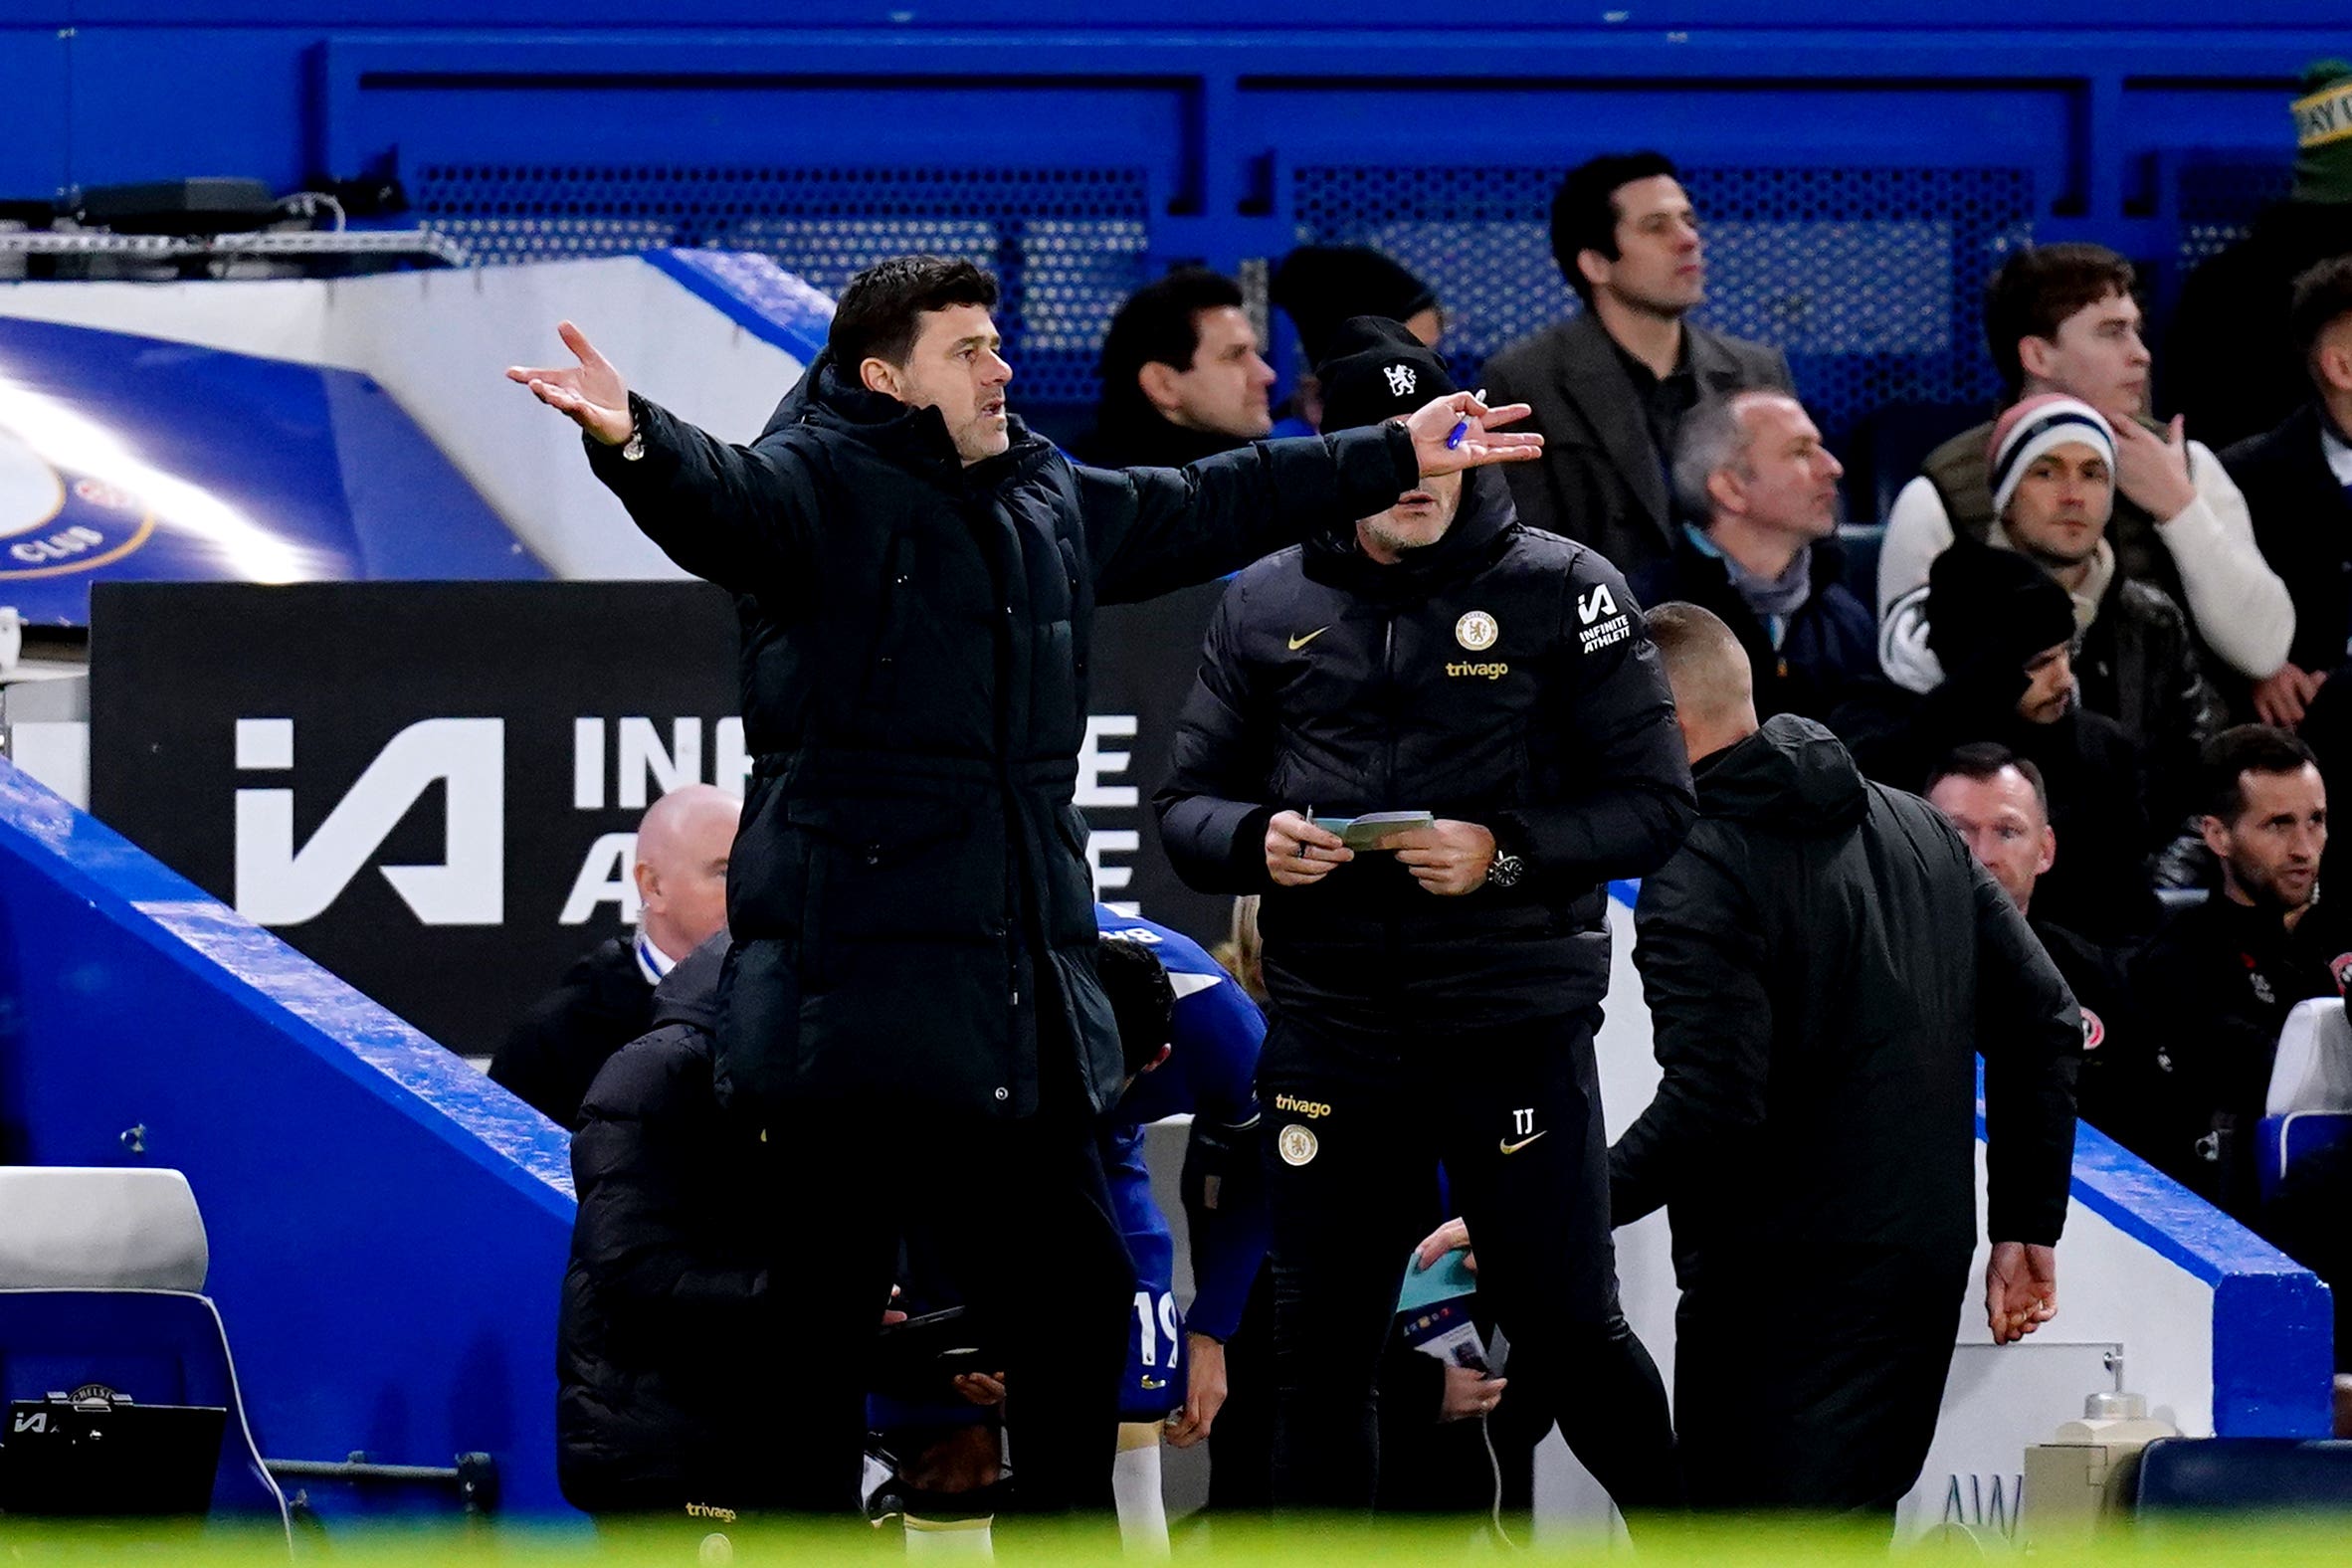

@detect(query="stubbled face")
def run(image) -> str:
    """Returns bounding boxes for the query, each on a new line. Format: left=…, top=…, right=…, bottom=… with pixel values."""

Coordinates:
left=1156, top=306, right=1275, bottom=439
left=1720, top=397, right=1844, bottom=539
left=2017, top=642, right=2075, bottom=725
left=1929, top=767, right=2056, bottom=913
left=2002, top=441, right=2113, bottom=569
left=2206, top=764, right=2328, bottom=915
left=886, top=303, right=1013, bottom=464
left=1585, top=175, right=1704, bottom=318
left=1356, top=470, right=1466, bottom=562
left=2027, top=292, right=2153, bottom=420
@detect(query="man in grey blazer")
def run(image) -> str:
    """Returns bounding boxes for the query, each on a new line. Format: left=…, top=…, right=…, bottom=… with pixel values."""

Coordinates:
left=1485, top=152, right=1794, bottom=576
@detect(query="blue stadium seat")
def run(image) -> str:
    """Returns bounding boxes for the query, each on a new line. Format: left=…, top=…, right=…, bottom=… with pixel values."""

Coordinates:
left=0, top=1169, right=290, bottom=1538
left=2257, top=1112, right=2352, bottom=1208
left=2135, top=1437, right=2352, bottom=1514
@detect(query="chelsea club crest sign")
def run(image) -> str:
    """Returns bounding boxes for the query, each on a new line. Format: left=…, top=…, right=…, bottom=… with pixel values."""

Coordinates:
left=0, top=428, right=153, bottom=581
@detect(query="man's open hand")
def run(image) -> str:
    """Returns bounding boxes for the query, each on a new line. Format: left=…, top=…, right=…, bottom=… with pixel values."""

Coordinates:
left=1375, top=820, right=1497, bottom=895
left=1986, top=1241, right=2058, bottom=1344
left=1405, top=392, right=1543, bottom=479
left=506, top=320, right=635, bottom=446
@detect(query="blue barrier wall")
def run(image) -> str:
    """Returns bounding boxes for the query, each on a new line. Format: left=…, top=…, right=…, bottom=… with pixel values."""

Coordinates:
left=0, top=757, right=578, bottom=1518
left=0, top=4, right=2345, bottom=440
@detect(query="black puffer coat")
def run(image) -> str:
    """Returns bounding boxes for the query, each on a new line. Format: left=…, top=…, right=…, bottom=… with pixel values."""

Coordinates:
left=1152, top=469, right=1695, bottom=1035
left=556, top=938, right=781, bottom=1515
left=1611, top=715, right=2081, bottom=1306
left=590, top=356, right=1415, bottom=1119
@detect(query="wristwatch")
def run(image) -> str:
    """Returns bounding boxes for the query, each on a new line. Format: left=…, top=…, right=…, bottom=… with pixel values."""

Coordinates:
left=619, top=390, right=647, bottom=461
left=1485, top=850, right=1525, bottom=890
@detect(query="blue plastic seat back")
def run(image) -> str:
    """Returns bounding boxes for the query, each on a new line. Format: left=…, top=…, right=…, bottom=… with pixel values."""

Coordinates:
left=2137, top=1437, right=2352, bottom=1513
left=2256, top=1111, right=2352, bottom=1206
left=0, top=1289, right=286, bottom=1520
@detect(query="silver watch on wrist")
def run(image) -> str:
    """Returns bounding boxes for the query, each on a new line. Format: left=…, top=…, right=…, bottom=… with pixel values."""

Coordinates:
left=1485, top=850, right=1525, bottom=890
left=620, top=427, right=646, bottom=462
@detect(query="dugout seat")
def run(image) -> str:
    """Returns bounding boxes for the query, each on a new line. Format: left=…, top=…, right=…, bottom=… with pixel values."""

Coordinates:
left=2256, top=1001, right=2352, bottom=1204
left=0, top=1167, right=290, bottom=1537
left=2135, top=1437, right=2352, bottom=1514
left=2268, top=999, right=2352, bottom=1117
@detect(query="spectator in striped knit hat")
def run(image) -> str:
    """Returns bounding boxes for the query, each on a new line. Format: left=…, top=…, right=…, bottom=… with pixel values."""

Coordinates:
left=1975, top=394, right=2226, bottom=832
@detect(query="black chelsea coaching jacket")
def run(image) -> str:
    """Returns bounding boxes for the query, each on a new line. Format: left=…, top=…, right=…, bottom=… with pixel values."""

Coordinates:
left=1153, top=468, right=1697, bottom=1037
left=586, top=352, right=1417, bottom=1121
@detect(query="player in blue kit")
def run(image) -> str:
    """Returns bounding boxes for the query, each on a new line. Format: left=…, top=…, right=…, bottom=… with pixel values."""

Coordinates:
left=869, top=908, right=1269, bottom=1553
left=1092, top=904, right=1271, bottom=1548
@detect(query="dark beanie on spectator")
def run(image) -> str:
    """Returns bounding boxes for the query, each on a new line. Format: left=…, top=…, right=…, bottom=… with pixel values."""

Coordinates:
left=1925, top=539, right=2077, bottom=674
left=2292, top=59, right=2352, bottom=204
left=1271, top=247, right=1441, bottom=367
left=1315, top=316, right=1456, bottom=433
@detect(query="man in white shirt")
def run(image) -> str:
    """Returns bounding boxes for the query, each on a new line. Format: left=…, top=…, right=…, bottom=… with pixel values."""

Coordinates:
left=1877, top=243, right=2291, bottom=708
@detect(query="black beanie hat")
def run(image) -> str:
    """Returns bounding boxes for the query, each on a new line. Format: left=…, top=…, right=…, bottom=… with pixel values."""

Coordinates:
left=1924, top=540, right=2077, bottom=673
left=1271, top=246, right=1441, bottom=368
left=1315, top=316, right=1457, bottom=433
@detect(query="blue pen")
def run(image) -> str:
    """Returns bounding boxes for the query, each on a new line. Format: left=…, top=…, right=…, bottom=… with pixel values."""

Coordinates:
left=1445, top=388, right=1487, bottom=451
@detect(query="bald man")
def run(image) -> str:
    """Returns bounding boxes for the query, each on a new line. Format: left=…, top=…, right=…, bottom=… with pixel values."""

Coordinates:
left=1609, top=603, right=2080, bottom=1523
left=494, top=785, right=742, bottom=1128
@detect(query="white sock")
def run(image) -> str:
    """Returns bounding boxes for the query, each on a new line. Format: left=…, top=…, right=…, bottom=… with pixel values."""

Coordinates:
left=902, top=1513, right=994, bottom=1559
left=1112, top=1423, right=1169, bottom=1556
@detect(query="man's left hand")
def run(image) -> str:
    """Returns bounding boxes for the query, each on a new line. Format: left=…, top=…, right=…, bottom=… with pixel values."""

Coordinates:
left=1165, top=1333, right=1228, bottom=1448
left=1413, top=1216, right=1476, bottom=1275
left=1986, top=1241, right=2058, bottom=1344
left=2253, top=662, right=2326, bottom=728
left=1377, top=820, right=1497, bottom=895
left=1404, top=393, right=1543, bottom=479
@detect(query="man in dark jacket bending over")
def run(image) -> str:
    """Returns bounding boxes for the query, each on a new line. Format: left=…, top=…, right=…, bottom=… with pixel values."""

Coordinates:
left=509, top=258, right=1539, bottom=1516
left=1153, top=316, right=1693, bottom=1520
left=558, top=934, right=776, bottom=1518
left=1617, top=602, right=2081, bottom=1523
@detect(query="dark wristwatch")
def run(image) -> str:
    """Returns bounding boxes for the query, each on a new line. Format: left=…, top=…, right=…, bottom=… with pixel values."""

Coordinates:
left=1485, top=850, right=1525, bottom=890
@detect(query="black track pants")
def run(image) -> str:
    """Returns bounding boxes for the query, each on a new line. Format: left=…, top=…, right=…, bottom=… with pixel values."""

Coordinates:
left=1259, top=1009, right=1679, bottom=1519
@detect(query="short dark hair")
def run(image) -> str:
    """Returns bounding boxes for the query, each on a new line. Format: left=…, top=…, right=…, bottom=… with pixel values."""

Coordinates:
left=1549, top=151, right=1681, bottom=304
left=2202, top=724, right=2321, bottom=822
left=1098, top=267, right=1245, bottom=392
left=1983, top=244, right=2137, bottom=395
left=1096, top=935, right=1176, bottom=1079
left=1645, top=599, right=1752, bottom=724
left=2290, top=255, right=2352, bottom=387
left=828, top=254, right=999, bottom=370
left=1925, top=741, right=2051, bottom=820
